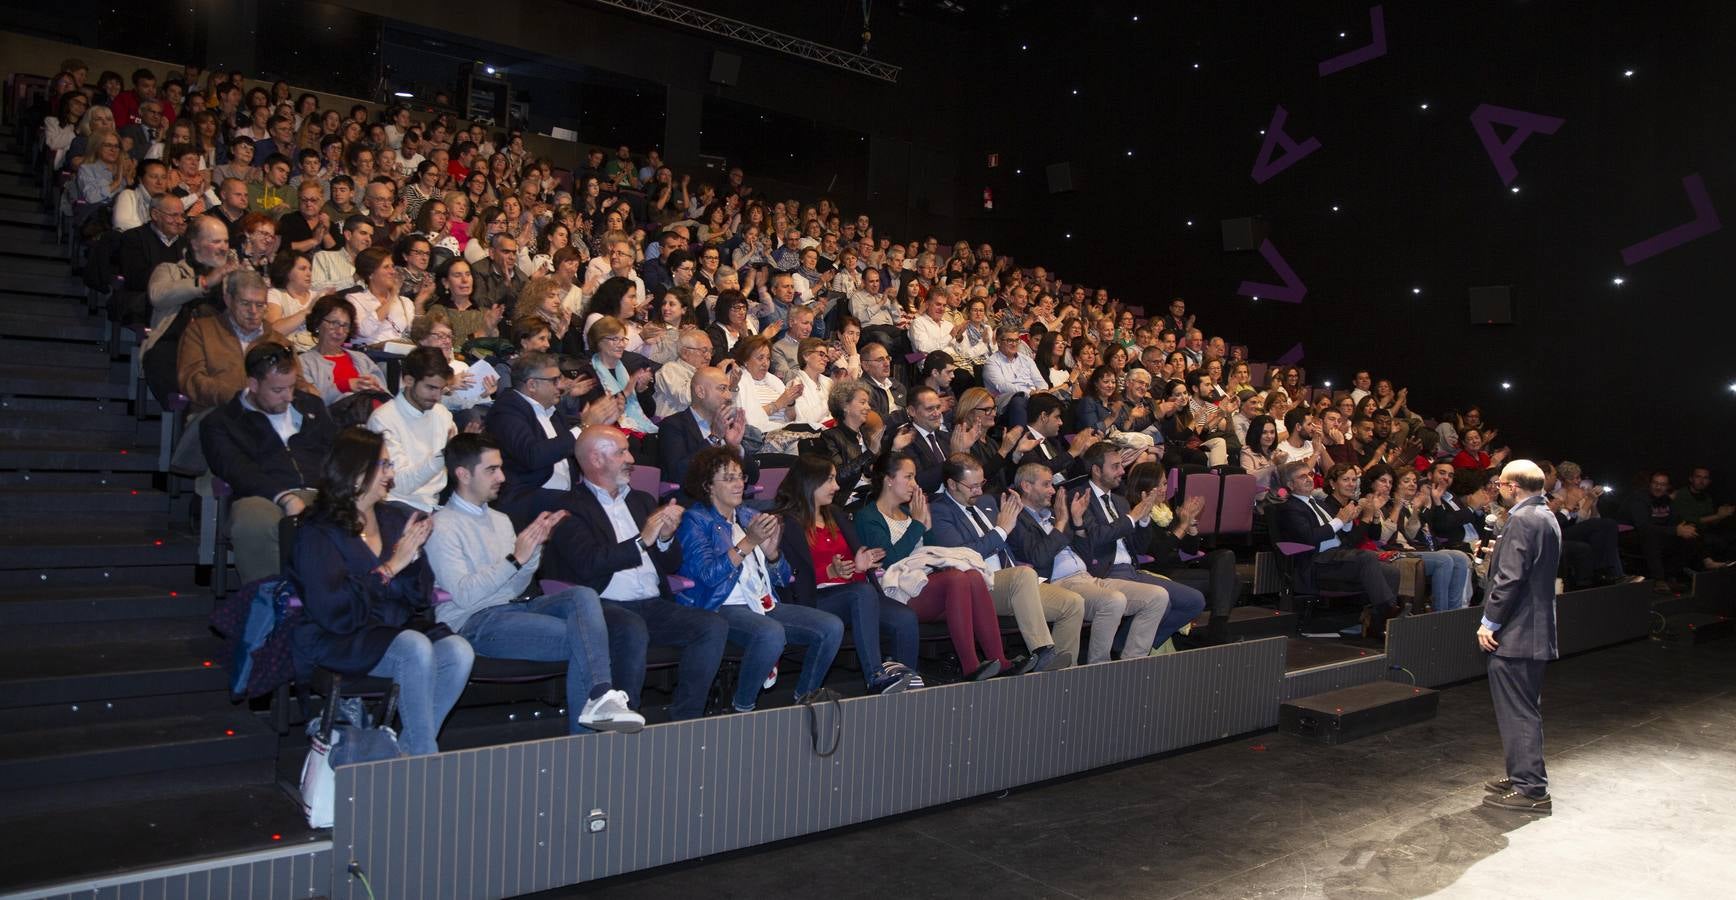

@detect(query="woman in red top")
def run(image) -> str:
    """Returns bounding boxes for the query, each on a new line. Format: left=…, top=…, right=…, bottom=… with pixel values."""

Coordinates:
left=1451, top=426, right=1508, bottom=471
left=298, top=293, right=387, bottom=405
left=772, top=455, right=921, bottom=694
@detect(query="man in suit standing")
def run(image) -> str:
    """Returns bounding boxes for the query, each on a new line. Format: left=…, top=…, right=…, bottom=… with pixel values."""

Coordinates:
left=926, top=454, right=1081, bottom=672
left=1073, top=442, right=1204, bottom=649
left=1478, top=460, right=1561, bottom=815
left=658, top=366, right=758, bottom=491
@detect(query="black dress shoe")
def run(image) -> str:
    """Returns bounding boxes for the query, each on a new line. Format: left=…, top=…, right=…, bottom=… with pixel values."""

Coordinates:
left=1484, top=777, right=1513, bottom=794
left=1482, top=789, right=1552, bottom=815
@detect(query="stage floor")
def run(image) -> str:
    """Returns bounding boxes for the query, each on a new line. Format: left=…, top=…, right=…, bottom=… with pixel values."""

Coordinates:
left=556, top=636, right=1736, bottom=900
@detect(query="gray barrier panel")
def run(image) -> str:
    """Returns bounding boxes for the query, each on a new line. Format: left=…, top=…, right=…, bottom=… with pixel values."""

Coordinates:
left=18, top=842, right=332, bottom=900
left=330, top=638, right=1288, bottom=899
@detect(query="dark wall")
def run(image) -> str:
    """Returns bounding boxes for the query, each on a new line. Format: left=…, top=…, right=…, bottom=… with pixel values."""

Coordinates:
left=975, top=0, right=1736, bottom=484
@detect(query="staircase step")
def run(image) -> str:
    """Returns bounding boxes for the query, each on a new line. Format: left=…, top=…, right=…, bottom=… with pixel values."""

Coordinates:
left=0, top=223, right=61, bottom=253
left=0, top=255, right=72, bottom=278
left=1662, top=612, right=1732, bottom=644
left=0, top=445, right=160, bottom=472
left=0, top=293, right=93, bottom=319
left=0, top=485, right=173, bottom=525
left=0, top=708, right=274, bottom=792
left=0, top=269, right=83, bottom=298
left=0, top=337, right=116, bottom=370
left=0, top=365, right=132, bottom=400
left=0, top=424, right=158, bottom=451
left=0, top=583, right=208, bottom=626
left=0, top=470, right=154, bottom=487
left=0, top=527, right=198, bottom=571
left=0, top=313, right=104, bottom=342
left=0, top=395, right=133, bottom=417
left=0, top=563, right=218, bottom=590
left=1280, top=680, right=1439, bottom=744
left=0, top=617, right=225, bottom=708
left=0, top=208, right=52, bottom=228
left=0, top=782, right=314, bottom=890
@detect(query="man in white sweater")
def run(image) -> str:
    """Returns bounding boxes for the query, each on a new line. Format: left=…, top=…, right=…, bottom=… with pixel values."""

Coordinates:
left=425, top=432, right=644, bottom=734
left=367, top=348, right=456, bottom=512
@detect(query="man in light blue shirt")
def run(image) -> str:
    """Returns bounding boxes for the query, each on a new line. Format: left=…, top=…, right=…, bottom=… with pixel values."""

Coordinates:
left=983, top=326, right=1051, bottom=427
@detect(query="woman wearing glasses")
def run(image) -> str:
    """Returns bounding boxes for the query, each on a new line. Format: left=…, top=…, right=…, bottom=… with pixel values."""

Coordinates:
left=675, top=447, right=843, bottom=711
left=299, top=293, right=388, bottom=404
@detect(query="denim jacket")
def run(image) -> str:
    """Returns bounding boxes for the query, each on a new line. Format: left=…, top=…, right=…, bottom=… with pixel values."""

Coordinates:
left=674, top=502, right=793, bottom=611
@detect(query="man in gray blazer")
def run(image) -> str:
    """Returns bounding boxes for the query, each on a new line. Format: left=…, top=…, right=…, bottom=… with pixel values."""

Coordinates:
left=1478, top=460, right=1561, bottom=815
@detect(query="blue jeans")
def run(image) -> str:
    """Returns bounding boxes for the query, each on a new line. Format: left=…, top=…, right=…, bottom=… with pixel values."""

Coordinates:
left=813, top=581, right=919, bottom=683
left=1108, top=564, right=1207, bottom=645
left=1413, top=550, right=1472, bottom=611
left=600, top=597, right=729, bottom=721
left=716, top=603, right=843, bottom=710
left=367, top=630, right=474, bottom=755
left=458, top=587, right=614, bottom=734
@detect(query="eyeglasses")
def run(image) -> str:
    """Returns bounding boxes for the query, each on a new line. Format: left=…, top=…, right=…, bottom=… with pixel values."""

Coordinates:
left=318, top=317, right=349, bottom=329
left=525, top=372, right=561, bottom=384
left=713, top=471, right=745, bottom=484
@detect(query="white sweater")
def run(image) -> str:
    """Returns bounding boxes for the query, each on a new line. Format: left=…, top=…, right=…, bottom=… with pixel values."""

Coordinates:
left=366, top=393, right=455, bottom=512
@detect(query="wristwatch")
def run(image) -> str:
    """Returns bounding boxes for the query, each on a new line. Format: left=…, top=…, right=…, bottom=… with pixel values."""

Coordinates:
left=505, top=552, right=524, bottom=570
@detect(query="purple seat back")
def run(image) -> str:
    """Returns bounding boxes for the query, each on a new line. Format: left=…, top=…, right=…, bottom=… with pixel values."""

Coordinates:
left=1217, top=474, right=1258, bottom=535
left=1183, top=472, right=1221, bottom=535
left=1165, top=467, right=1180, bottom=500
left=629, top=464, right=663, bottom=497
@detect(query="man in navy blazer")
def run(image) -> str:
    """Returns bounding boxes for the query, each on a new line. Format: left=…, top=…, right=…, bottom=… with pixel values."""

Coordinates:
left=485, top=351, right=623, bottom=527
left=925, top=453, right=1081, bottom=672
left=1477, top=460, right=1561, bottom=815
left=657, top=366, right=758, bottom=492
left=1073, top=443, right=1206, bottom=649
left=540, top=426, right=727, bottom=722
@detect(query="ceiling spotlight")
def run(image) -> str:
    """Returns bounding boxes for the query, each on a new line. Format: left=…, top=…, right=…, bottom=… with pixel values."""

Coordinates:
left=1602, top=485, right=1615, bottom=494
left=1419, top=102, right=1430, bottom=110
left=1071, top=88, right=1079, bottom=95
left=1323, top=380, right=1333, bottom=388
left=1185, top=220, right=1194, bottom=227
left=1064, top=233, right=1072, bottom=239
left=1125, top=149, right=1134, bottom=157
left=1510, top=185, right=1521, bottom=193
left=1132, top=15, right=1139, bottom=22
left=1015, top=168, right=1022, bottom=174
left=484, top=66, right=496, bottom=75
left=1623, top=69, right=1635, bottom=77
left=1612, top=276, right=1625, bottom=286
left=1728, top=383, right=1736, bottom=394
left=1191, top=62, right=1200, bottom=69
left=1411, top=287, right=1422, bottom=295
left=1339, top=31, right=1347, bottom=38
left=1331, top=205, right=1340, bottom=212
left=393, top=91, right=413, bottom=98
left=1501, top=381, right=1512, bottom=390
left=1259, top=129, right=1266, bottom=135
left=1021, top=44, right=1028, bottom=51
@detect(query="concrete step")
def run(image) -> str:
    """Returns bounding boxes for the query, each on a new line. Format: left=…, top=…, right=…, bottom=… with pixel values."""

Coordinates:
left=0, top=337, right=117, bottom=369
left=0, top=583, right=209, bottom=627
left=0, top=470, right=155, bottom=488
left=0, top=313, right=104, bottom=342
left=0, top=708, right=275, bottom=792
left=0, top=208, right=52, bottom=228
left=0, top=617, right=226, bottom=708
left=0, top=293, right=94, bottom=319
left=0, top=445, right=160, bottom=473
left=0, top=269, right=84, bottom=299
left=0, top=484, right=173, bottom=526
left=0, top=527, right=198, bottom=572
left=0, top=365, right=132, bottom=400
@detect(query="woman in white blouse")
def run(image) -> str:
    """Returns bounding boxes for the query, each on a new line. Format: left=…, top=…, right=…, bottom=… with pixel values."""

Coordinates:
left=733, top=334, right=801, bottom=434
left=266, top=251, right=316, bottom=342
left=789, top=338, right=835, bottom=427
left=347, top=248, right=415, bottom=345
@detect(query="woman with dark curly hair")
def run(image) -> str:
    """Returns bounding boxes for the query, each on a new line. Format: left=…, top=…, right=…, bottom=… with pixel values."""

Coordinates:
left=673, top=447, right=843, bottom=711
left=288, top=427, right=474, bottom=755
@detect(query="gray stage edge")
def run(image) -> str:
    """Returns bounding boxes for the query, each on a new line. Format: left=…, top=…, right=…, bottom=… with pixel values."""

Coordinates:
left=15, top=841, right=332, bottom=900
left=327, top=637, right=1287, bottom=900
left=1281, top=653, right=1391, bottom=700
left=1386, top=580, right=1653, bottom=688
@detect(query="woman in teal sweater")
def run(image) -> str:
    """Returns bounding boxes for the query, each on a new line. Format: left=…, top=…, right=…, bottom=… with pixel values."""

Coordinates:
left=853, top=453, right=1009, bottom=681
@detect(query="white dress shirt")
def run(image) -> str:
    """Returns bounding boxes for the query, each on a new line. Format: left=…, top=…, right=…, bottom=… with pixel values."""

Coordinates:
left=586, top=478, right=671, bottom=601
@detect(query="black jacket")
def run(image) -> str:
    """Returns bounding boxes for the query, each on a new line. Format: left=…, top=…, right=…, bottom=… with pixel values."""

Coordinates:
left=801, top=425, right=879, bottom=505
left=659, top=408, right=759, bottom=491
left=484, top=390, right=578, bottom=519
left=540, top=484, right=682, bottom=599
left=1005, top=508, right=1086, bottom=579
left=200, top=390, right=335, bottom=501
left=777, top=504, right=863, bottom=607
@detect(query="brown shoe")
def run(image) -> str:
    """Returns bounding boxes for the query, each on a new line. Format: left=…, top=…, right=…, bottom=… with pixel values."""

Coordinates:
left=1482, top=789, right=1552, bottom=815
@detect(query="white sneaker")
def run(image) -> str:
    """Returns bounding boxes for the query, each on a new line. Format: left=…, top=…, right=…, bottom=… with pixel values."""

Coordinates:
left=763, top=663, right=779, bottom=690
left=578, top=689, right=645, bottom=734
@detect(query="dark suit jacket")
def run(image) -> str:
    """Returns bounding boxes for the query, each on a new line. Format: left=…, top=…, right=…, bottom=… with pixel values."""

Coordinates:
left=800, top=425, right=878, bottom=505
left=1014, top=428, right=1081, bottom=479
left=904, top=425, right=951, bottom=494
left=658, top=407, right=759, bottom=490
left=1075, top=486, right=1146, bottom=577
left=1423, top=493, right=1485, bottom=548
left=201, top=390, right=335, bottom=501
left=540, top=483, right=681, bottom=599
left=485, top=390, right=579, bottom=511
left=925, top=491, right=1015, bottom=566
left=1270, top=494, right=1349, bottom=566
left=1482, top=495, right=1561, bottom=660
left=1006, top=507, right=1087, bottom=579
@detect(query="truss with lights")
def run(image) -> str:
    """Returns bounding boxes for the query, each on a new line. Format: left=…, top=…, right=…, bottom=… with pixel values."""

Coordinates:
left=589, top=0, right=901, bottom=83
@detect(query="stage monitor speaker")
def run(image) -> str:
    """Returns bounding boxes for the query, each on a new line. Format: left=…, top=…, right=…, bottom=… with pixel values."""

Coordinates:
left=1468, top=285, right=1514, bottom=324
left=1045, top=162, right=1075, bottom=194
left=1220, top=216, right=1267, bottom=251
left=709, top=52, right=741, bottom=86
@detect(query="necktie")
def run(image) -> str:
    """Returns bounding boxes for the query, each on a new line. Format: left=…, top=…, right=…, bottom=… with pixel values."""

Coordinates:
left=1308, top=497, right=1331, bottom=526
left=1099, top=492, right=1118, bottom=523
left=927, top=431, right=943, bottom=464
left=965, top=504, right=1014, bottom=569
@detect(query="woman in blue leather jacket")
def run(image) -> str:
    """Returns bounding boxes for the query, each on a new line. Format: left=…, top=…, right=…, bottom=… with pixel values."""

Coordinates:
left=673, top=446, right=843, bottom=711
